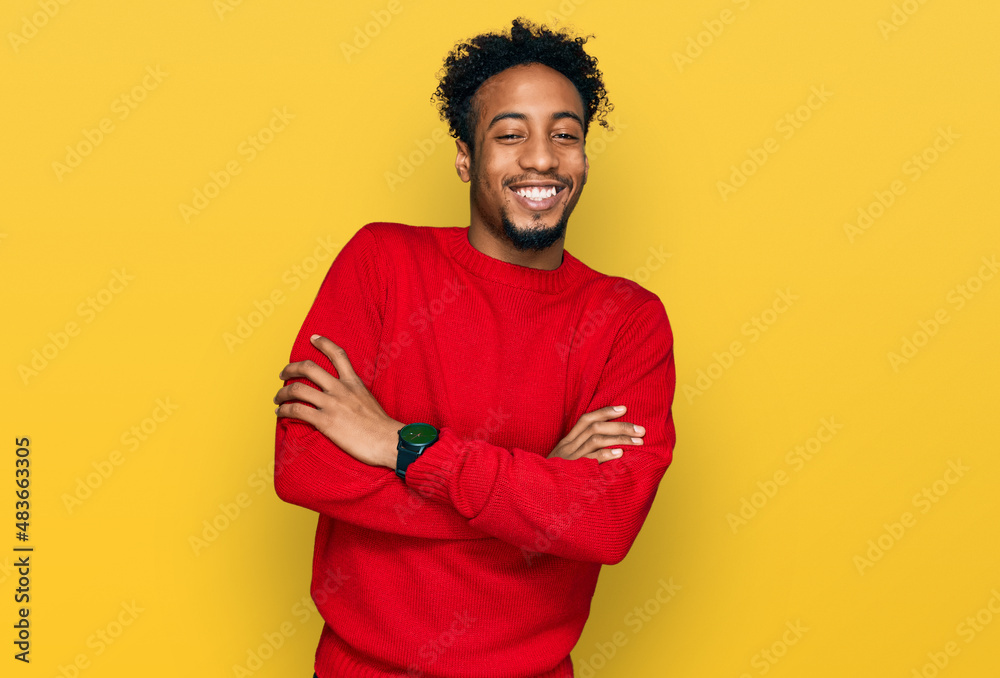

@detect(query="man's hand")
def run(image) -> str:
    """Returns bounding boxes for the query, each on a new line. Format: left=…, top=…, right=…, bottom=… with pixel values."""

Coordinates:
left=547, top=405, right=644, bottom=464
left=274, top=334, right=403, bottom=469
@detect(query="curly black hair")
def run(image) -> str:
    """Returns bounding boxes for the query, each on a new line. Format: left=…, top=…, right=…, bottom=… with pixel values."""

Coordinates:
left=431, top=17, right=613, bottom=155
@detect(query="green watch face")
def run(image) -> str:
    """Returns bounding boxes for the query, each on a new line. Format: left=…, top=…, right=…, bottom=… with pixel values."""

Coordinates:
left=401, top=422, right=437, bottom=444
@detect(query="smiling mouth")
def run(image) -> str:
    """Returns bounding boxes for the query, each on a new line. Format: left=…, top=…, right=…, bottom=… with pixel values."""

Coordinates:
left=508, top=184, right=566, bottom=211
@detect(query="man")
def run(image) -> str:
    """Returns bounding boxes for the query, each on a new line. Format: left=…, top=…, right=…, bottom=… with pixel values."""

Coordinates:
left=273, top=17, right=676, bottom=678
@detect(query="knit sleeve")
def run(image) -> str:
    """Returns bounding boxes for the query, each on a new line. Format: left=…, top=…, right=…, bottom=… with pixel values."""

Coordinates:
left=273, top=225, right=486, bottom=540
left=403, top=298, right=676, bottom=564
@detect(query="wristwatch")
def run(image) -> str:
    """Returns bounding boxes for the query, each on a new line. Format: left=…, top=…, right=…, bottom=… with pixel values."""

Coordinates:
left=396, top=422, right=439, bottom=481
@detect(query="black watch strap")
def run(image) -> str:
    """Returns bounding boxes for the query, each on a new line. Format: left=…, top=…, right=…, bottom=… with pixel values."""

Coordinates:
left=396, top=423, right=439, bottom=481
left=395, top=443, right=418, bottom=481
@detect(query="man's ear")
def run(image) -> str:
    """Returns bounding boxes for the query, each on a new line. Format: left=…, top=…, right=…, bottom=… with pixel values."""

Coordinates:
left=455, top=139, right=472, bottom=183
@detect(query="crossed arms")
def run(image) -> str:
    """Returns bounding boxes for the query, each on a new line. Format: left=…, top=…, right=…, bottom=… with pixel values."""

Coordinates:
left=272, top=227, right=675, bottom=564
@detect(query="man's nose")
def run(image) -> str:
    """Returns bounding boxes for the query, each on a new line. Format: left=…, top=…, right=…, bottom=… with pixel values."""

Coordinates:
left=519, top=134, right=558, bottom=172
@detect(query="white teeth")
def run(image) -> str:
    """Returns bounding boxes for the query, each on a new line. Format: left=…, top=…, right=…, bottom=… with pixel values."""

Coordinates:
left=514, top=186, right=558, bottom=200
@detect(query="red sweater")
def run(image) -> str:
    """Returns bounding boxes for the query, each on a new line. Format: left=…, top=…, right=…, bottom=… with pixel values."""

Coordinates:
left=274, top=223, right=676, bottom=678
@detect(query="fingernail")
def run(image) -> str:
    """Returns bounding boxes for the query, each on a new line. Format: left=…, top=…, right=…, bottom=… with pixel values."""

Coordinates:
left=274, top=407, right=280, bottom=414
left=310, top=334, right=320, bottom=341
left=613, top=406, right=626, bottom=413
left=631, top=437, right=643, bottom=445
left=611, top=449, right=623, bottom=456
left=633, top=425, right=645, bottom=435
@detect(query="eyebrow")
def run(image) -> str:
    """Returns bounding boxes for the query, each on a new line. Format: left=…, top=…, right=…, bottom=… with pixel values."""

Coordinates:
left=486, top=110, right=584, bottom=130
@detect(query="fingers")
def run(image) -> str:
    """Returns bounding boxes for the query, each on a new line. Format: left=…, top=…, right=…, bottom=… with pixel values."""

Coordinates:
left=557, top=405, right=627, bottom=450
left=274, top=400, right=322, bottom=428
left=548, top=405, right=646, bottom=463
left=279, top=359, right=338, bottom=391
left=310, top=335, right=360, bottom=384
left=571, top=426, right=643, bottom=459
left=583, top=448, right=624, bottom=464
left=274, top=381, right=323, bottom=408
left=274, top=336, right=369, bottom=432
left=278, top=335, right=354, bottom=391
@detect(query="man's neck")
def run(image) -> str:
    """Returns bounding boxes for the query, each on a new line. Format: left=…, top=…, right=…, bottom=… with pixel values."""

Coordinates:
left=467, top=224, right=565, bottom=271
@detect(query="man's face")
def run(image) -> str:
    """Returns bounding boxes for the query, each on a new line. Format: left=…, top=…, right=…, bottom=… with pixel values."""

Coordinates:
left=456, top=62, right=589, bottom=253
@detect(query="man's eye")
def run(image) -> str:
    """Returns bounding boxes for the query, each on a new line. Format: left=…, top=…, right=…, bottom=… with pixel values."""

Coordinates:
left=554, top=133, right=578, bottom=140
left=497, top=134, right=521, bottom=140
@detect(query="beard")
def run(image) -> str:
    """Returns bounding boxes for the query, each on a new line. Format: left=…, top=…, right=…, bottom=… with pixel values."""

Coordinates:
left=468, top=151, right=577, bottom=253
left=498, top=204, right=569, bottom=251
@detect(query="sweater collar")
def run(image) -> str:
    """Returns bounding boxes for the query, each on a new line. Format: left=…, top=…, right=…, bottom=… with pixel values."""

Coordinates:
left=447, top=226, right=584, bottom=294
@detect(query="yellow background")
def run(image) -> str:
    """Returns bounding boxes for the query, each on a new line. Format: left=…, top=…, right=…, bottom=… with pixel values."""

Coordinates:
left=3, top=0, right=998, bottom=676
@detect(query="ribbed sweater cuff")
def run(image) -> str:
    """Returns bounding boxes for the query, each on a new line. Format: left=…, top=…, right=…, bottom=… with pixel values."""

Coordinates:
left=403, top=427, right=493, bottom=515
